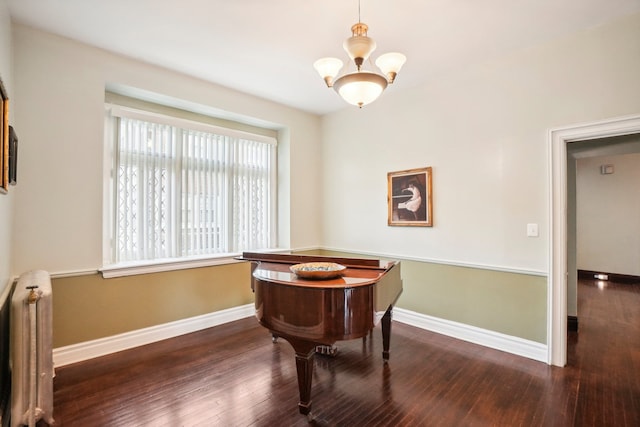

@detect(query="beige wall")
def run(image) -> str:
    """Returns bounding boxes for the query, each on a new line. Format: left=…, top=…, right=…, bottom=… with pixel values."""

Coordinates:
left=577, top=152, right=640, bottom=276
left=320, top=13, right=640, bottom=344
left=11, top=24, right=323, bottom=275
left=8, top=12, right=640, bottom=351
left=321, top=12, right=640, bottom=271
left=0, top=0, right=13, bottom=299
left=10, top=24, right=322, bottom=348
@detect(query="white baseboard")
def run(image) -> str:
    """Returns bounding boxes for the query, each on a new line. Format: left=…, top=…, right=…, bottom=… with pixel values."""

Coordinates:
left=53, top=304, right=547, bottom=368
left=53, top=304, right=254, bottom=367
left=393, top=308, right=548, bottom=363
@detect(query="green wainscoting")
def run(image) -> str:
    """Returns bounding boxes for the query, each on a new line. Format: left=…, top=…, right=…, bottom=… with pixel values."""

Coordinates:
left=399, top=261, right=547, bottom=343
left=51, top=261, right=252, bottom=348
left=307, top=249, right=547, bottom=344
left=53, top=250, right=547, bottom=349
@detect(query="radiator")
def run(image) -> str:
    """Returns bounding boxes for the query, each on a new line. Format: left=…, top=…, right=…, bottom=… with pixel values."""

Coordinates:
left=10, top=271, right=54, bottom=427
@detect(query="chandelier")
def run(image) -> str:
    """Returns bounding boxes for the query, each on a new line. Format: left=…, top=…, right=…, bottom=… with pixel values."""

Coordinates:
left=313, top=1, right=406, bottom=108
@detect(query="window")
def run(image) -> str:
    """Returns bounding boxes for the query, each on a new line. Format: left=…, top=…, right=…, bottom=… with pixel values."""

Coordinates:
left=104, top=105, right=276, bottom=266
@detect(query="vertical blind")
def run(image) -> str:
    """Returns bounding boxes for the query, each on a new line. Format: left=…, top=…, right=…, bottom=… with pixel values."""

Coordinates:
left=110, top=108, right=275, bottom=263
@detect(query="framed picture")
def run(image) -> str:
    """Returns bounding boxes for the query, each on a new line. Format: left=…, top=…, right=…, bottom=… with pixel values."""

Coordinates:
left=8, top=126, right=17, bottom=185
left=387, top=167, right=433, bottom=227
left=0, top=77, right=8, bottom=193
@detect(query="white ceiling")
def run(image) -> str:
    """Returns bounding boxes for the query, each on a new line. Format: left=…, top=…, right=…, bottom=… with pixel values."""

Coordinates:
left=7, top=0, right=640, bottom=115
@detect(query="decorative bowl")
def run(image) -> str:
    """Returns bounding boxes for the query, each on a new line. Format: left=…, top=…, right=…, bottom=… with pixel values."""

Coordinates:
left=290, top=262, right=346, bottom=280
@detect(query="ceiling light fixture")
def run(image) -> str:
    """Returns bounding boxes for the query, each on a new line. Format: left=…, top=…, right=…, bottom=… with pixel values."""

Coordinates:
left=313, top=0, right=406, bottom=108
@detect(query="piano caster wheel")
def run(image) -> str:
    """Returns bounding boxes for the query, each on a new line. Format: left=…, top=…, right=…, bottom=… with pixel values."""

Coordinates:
left=315, top=344, right=338, bottom=357
left=271, top=334, right=279, bottom=343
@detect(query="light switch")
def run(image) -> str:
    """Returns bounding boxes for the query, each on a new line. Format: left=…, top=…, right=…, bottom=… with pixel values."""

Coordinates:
left=527, top=223, right=539, bottom=237
left=600, top=164, right=614, bottom=174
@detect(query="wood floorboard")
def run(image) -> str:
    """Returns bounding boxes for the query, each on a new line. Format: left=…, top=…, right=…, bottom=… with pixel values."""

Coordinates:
left=41, top=278, right=640, bottom=426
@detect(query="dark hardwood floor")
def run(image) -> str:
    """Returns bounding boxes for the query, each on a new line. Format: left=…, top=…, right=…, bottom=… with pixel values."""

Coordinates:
left=45, top=278, right=640, bottom=426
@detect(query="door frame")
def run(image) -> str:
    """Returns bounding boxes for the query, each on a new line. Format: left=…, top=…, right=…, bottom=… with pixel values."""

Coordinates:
left=548, top=113, right=640, bottom=366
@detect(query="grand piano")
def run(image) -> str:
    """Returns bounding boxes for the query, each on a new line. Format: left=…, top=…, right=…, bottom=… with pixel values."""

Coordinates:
left=240, top=252, right=403, bottom=415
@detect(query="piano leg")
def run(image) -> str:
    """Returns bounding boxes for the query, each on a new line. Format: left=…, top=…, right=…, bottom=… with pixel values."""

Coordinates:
left=381, top=306, right=392, bottom=361
left=281, top=338, right=318, bottom=415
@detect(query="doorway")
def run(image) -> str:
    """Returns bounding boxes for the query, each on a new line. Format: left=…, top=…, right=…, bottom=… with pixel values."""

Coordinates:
left=549, top=114, right=640, bottom=367
left=568, top=134, right=640, bottom=336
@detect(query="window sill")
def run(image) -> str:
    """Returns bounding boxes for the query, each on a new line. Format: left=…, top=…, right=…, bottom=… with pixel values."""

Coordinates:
left=100, top=254, right=245, bottom=278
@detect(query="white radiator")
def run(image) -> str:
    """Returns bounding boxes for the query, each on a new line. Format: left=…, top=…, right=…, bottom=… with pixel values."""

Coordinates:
left=10, top=271, right=54, bottom=427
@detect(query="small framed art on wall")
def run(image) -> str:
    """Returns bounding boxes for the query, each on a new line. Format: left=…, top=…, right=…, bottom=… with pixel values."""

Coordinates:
left=387, top=167, right=433, bottom=227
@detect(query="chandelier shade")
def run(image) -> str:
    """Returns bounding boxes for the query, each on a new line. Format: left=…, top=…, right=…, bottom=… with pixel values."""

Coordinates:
left=375, top=52, right=407, bottom=83
left=313, top=2, right=406, bottom=108
left=343, top=23, right=376, bottom=65
left=333, top=72, right=388, bottom=108
left=313, top=58, right=344, bottom=87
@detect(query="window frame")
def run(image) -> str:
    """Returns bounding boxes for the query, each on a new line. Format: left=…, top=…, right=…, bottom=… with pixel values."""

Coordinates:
left=101, top=104, right=277, bottom=278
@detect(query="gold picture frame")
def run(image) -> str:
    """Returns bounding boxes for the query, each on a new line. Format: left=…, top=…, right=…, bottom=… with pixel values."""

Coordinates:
left=387, top=167, right=433, bottom=227
left=0, top=77, right=8, bottom=193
